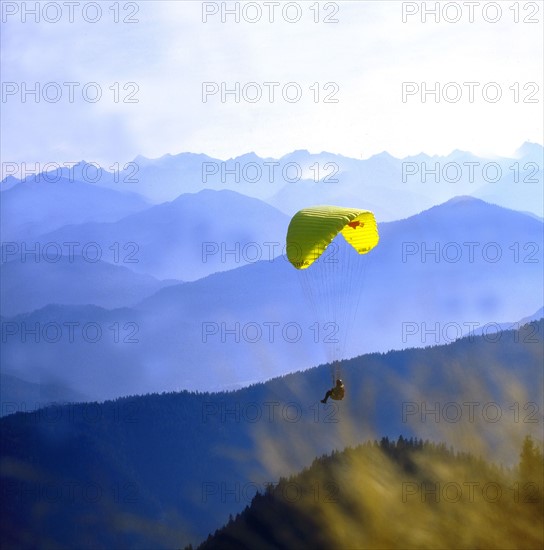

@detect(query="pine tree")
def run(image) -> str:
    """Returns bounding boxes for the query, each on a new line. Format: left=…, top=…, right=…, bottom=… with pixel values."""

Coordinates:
left=519, top=435, right=542, bottom=482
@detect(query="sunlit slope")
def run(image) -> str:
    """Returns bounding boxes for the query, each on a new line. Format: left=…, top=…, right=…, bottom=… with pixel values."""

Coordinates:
left=196, top=437, right=543, bottom=550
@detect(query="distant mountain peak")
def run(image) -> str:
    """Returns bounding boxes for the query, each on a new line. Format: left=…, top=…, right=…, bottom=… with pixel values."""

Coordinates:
left=231, top=151, right=261, bottom=162
left=402, top=151, right=431, bottom=161
left=133, top=154, right=151, bottom=163
left=408, top=195, right=496, bottom=220
left=442, top=195, right=482, bottom=206
left=369, top=151, right=397, bottom=161
left=515, top=141, right=544, bottom=158
left=449, top=148, right=470, bottom=156
left=176, top=188, right=285, bottom=210
left=279, top=149, right=312, bottom=161
left=420, top=195, right=542, bottom=221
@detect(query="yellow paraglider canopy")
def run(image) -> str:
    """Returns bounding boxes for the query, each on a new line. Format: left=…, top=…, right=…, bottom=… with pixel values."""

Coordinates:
left=286, top=206, right=379, bottom=269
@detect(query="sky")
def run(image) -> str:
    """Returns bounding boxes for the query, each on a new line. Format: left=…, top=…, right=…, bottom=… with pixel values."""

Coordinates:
left=1, top=0, right=543, bottom=171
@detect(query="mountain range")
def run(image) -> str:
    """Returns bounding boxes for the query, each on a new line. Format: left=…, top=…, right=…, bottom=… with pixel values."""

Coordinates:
left=38, top=189, right=290, bottom=281
left=1, top=194, right=542, bottom=404
left=1, top=255, right=178, bottom=317
left=1, top=176, right=150, bottom=242
left=3, top=143, right=542, bottom=224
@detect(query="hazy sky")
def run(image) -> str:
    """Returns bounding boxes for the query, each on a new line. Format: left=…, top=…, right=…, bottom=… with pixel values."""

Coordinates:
left=1, top=1, right=542, bottom=168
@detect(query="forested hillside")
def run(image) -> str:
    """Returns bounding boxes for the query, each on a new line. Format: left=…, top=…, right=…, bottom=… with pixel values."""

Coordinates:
left=1, top=321, right=542, bottom=549
left=194, top=436, right=543, bottom=549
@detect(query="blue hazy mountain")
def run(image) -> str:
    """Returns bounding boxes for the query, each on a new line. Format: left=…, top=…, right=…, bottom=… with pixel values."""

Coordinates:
left=1, top=321, right=541, bottom=548
left=126, top=143, right=540, bottom=220
left=0, top=175, right=19, bottom=191
left=39, top=189, right=291, bottom=281
left=1, top=176, right=150, bottom=241
left=0, top=372, right=90, bottom=416
left=0, top=255, right=178, bottom=316
left=513, top=141, right=544, bottom=164
left=114, top=150, right=322, bottom=203
left=463, top=306, right=544, bottom=339
left=120, top=152, right=229, bottom=202
left=473, top=162, right=543, bottom=217
left=1, top=197, right=542, bottom=401
left=5, top=144, right=541, bottom=224
left=0, top=303, right=148, bottom=404
left=34, top=151, right=287, bottom=203
left=268, top=149, right=431, bottom=220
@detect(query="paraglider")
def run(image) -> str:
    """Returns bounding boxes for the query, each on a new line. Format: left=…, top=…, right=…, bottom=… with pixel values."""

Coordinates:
left=321, top=378, right=345, bottom=404
left=285, top=205, right=379, bottom=404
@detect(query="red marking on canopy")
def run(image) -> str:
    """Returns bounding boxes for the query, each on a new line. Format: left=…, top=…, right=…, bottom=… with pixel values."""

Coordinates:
left=347, top=221, right=363, bottom=229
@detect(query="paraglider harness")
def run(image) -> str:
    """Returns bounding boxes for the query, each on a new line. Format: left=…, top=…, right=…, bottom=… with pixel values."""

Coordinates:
left=322, top=376, right=345, bottom=404
left=330, top=360, right=344, bottom=400
left=330, top=380, right=345, bottom=401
